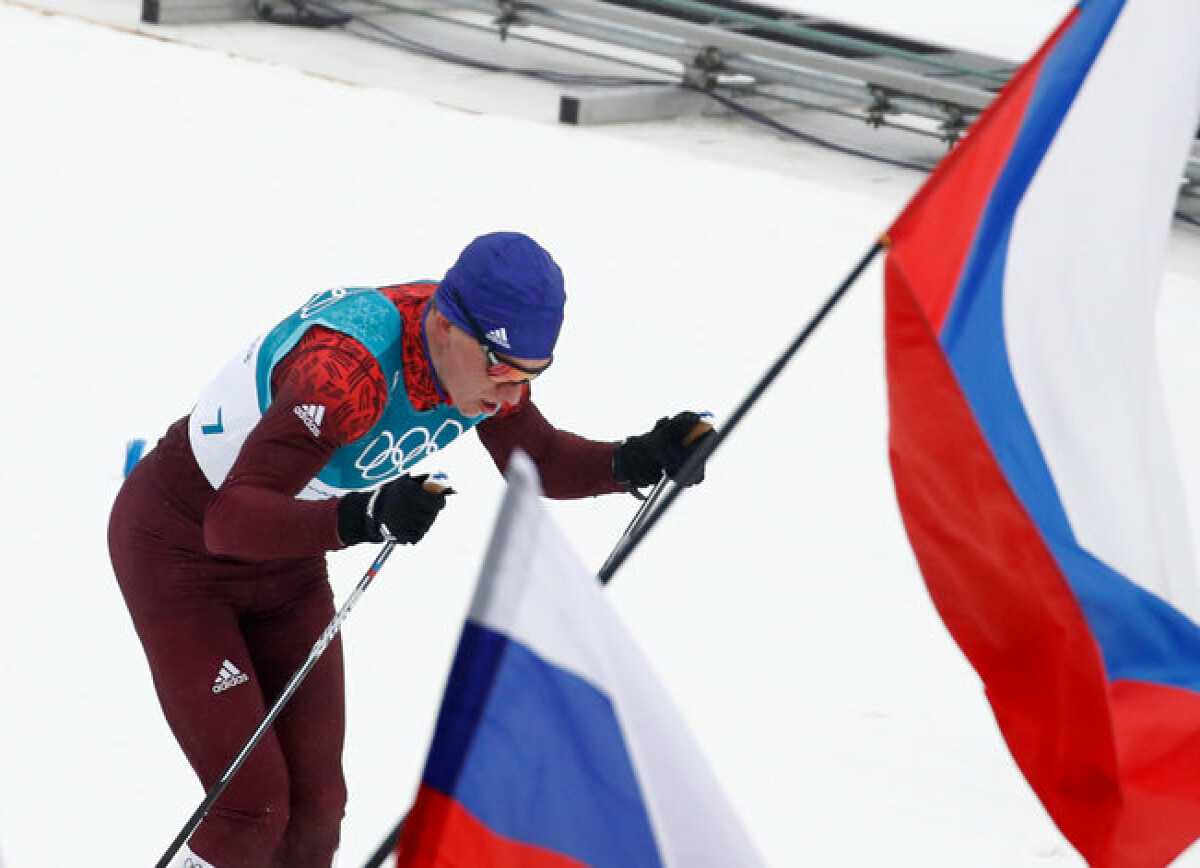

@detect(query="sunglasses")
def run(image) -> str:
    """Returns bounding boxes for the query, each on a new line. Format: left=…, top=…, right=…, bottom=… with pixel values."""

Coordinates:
left=480, top=344, right=550, bottom=383
left=447, top=289, right=553, bottom=384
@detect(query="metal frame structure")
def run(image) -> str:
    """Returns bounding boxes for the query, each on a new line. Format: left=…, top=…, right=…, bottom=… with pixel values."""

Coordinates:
left=142, top=0, right=1200, bottom=184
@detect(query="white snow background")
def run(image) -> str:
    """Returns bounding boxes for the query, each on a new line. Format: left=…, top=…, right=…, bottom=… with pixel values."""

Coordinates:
left=3, top=0, right=1200, bottom=864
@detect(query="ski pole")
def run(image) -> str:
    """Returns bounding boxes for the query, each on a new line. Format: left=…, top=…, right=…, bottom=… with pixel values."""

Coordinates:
left=598, top=414, right=713, bottom=583
left=598, top=477, right=668, bottom=576
left=155, top=476, right=448, bottom=868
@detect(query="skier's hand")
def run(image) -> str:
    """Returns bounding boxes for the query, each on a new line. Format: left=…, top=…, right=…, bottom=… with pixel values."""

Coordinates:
left=613, top=412, right=715, bottom=494
left=337, top=474, right=453, bottom=546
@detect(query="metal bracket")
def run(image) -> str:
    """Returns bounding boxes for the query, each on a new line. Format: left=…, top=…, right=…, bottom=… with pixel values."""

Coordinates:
left=938, top=103, right=968, bottom=144
left=866, top=85, right=893, bottom=129
left=686, top=45, right=726, bottom=90
left=494, top=0, right=521, bottom=40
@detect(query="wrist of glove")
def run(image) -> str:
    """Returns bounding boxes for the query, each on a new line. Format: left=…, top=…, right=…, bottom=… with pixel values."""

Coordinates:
left=612, top=411, right=715, bottom=494
left=337, top=474, right=452, bottom=547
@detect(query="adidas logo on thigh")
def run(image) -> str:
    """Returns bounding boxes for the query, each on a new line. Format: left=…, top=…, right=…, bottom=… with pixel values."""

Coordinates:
left=211, top=659, right=250, bottom=694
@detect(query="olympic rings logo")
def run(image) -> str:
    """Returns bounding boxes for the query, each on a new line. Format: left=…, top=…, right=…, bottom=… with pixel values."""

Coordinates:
left=354, top=420, right=465, bottom=481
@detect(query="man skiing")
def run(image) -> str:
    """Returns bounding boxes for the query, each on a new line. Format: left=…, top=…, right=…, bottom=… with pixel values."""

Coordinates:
left=108, top=231, right=713, bottom=868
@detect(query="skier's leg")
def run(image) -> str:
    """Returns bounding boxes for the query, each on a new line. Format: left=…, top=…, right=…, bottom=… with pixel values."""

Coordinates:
left=244, top=567, right=347, bottom=868
left=130, top=602, right=293, bottom=867
left=110, top=475, right=291, bottom=867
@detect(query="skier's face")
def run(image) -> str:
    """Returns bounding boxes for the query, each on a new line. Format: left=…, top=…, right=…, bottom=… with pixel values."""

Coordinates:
left=432, top=313, right=549, bottom=417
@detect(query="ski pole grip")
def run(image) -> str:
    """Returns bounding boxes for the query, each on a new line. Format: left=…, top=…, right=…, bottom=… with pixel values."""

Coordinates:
left=423, top=473, right=452, bottom=495
left=684, top=417, right=714, bottom=446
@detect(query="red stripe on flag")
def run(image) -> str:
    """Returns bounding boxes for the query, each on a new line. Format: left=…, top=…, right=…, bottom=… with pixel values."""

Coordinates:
left=885, top=267, right=1200, bottom=867
left=1104, top=681, right=1200, bottom=862
left=395, top=785, right=588, bottom=868
left=884, top=10, right=1076, bottom=332
left=885, top=260, right=1120, bottom=861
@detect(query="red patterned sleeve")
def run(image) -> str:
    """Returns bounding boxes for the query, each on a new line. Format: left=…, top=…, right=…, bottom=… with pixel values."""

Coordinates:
left=202, top=327, right=387, bottom=558
left=270, top=326, right=388, bottom=444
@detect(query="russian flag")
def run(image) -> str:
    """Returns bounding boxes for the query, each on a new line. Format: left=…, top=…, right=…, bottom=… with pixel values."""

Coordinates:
left=885, top=1, right=1200, bottom=865
left=395, top=451, right=761, bottom=868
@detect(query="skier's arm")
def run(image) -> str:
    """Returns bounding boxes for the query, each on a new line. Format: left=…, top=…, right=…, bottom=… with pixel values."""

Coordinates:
left=479, top=399, right=716, bottom=500
left=203, top=327, right=386, bottom=559
left=476, top=398, right=625, bottom=499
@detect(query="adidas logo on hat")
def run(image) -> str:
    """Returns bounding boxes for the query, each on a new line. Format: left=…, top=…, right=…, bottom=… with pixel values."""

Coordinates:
left=212, top=659, right=250, bottom=694
left=485, top=327, right=511, bottom=350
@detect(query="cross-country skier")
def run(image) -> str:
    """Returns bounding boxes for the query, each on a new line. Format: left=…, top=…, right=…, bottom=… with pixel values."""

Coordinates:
left=107, top=231, right=713, bottom=868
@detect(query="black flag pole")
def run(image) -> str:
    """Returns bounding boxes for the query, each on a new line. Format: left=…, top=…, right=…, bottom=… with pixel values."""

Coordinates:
left=598, top=239, right=884, bottom=585
left=363, top=817, right=406, bottom=868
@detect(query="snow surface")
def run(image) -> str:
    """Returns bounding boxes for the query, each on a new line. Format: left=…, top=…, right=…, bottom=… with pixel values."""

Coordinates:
left=2, top=0, right=1199, bottom=865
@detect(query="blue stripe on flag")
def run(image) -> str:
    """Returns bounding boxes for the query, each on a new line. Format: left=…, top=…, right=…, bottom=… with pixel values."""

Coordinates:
left=421, top=622, right=663, bottom=868
left=935, top=0, right=1200, bottom=691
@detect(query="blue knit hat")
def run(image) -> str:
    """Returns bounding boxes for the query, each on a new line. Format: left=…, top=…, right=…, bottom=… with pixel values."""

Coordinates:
left=435, top=232, right=566, bottom=360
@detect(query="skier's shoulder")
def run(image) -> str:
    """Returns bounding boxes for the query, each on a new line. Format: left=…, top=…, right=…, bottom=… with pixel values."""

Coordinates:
left=273, top=326, right=387, bottom=444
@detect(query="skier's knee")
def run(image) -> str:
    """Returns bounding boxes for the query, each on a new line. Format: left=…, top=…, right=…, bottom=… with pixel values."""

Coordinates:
left=269, top=781, right=347, bottom=868
left=199, top=796, right=291, bottom=864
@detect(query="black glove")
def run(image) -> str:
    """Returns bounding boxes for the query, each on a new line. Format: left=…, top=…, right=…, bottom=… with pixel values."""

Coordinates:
left=337, top=474, right=452, bottom=546
left=613, top=411, right=715, bottom=495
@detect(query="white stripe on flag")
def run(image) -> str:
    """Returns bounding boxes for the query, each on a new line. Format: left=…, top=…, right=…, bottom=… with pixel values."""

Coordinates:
left=470, top=451, right=763, bottom=867
left=1004, top=0, right=1200, bottom=618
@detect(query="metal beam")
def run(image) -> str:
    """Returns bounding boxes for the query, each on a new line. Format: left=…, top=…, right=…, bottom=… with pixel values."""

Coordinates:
left=141, top=0, right=252, bottom=23
left=559, top=83, right=713, bottom=123
left=466, top=0, right=1001, bottom=110
left=138, top=0, right=1200, bottom=185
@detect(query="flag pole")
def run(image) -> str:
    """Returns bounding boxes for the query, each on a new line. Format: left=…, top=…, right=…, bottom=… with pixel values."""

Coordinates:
left=599, top=239, right=885, bottom=585
left=362, top=816, right=406, bottom=868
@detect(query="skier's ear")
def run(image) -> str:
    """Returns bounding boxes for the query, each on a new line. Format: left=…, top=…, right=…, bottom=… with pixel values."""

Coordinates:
left=427, top=303, right=452, bottom=338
